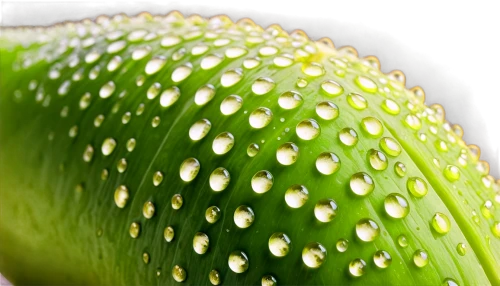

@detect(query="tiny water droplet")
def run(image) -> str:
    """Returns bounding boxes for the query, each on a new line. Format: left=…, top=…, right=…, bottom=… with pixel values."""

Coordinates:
left=456, top=243, right=467, bottom=256
left=296, top=78, right=308, bottom=88
left=201, top=54, right=224, bottom=70
left=302, top=242, right=327, bottom=268
left=243, top=57, right=261, bottom=69
left=159, top=86, right=181, bottom=107
left=147, top=82, right=162, bottom=100
left=404, top=114, right=422, bottom=130
left=442, top=278, right=459, bottom=286
left=117, top=158, right=128, bottom=173
left=189, top=119, right=212, bottom=141
left=397, top=234, right=408, bottom=247
left=171, top=63, right=193, bottom=82
left=142, top=252, right=150, bottom=264
left=83, top=144, right=94, bottom=162
left=247, top=143, right=260, bottom=157
left=394, top=162, right=407, bottom=177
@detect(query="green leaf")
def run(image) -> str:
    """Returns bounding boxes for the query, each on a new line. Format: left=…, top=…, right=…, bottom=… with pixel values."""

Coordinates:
left=0, top=12, right=499, bottom=285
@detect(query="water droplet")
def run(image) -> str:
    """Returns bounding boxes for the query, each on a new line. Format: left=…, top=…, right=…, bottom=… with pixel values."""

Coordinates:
left=212, top=132, right=235, bottom=155
left=397, top=234, right=408, bottom=247
left=321, top=80, right=344, bottom=96
left=145, top=56, right=166, bottom=75
left=302, top=242, right=327, bottom=268
left=296, top=119, right=320, bottom=140
left=276, top=142, right=299, bottom=166
left=172, top=265, right=186, bottom=282
left=251, top=170, right=274, bottom=194
left=171, top=194, right=184, bottom=210
left=314, top=199, right=338, bottom=222
left=79, top=92, right=92, bottom=110
left=136, top=104, right=145, bottom=115
left=85, top=50, right=101, bottom=64
left=164, top=226, right=174, bottom=242
left=413, top=249, right=429, bottom=268
left=247, top=143, right=260, bottom=157
left=491, top=221, right=500, bottom=238
left=101, top=138, right=117, bottom=156
left=151, top=171, right=164, bottom=187
left=316, top=101, right=339, bottom=121
left=221, top=68, right=243, bottom=87
left=349, top=258, right=367, bottom=277
left=368, top=149, right=388, bottom=170
left=194, top=84, right=216, bottom=106
left=336, top=239, right=349, bottom=252
left=381, top=99, right=400, bottom=115
left=373, top=250, right=392, bottom=269
left=131, top=46, right=151, bottom=60
left=407, top=177, right=428, bottom=198
left=355, top=75, right=377, bottom=93
left=269, top=232, right=291, bottom=257
left=193, top=232, right=210, bottom=255
left=114, top=185, right=129, bottom=208
left=205, top=206, right=221, bottom=223
left=261, top=275, right=277, bottom=286
left=228, top=250, right=249, bottom=273
left=226, top=47, right=247, bottom=58
left=243, top=57, right=261, bottom=69
left=347, top=93, right=368, bottom=110
left=83, top=144, right=94, bottom=162
left=442, top=278, right=459, bottom=286
left=159, top=86, right=181, bottom=107
left=443, top=165, right=460, bottom=182
left=136, top=75, right=145, bottom=86
left=121, top=112, right=131, bottom=125
left=380, top=137, right=402, bottom=157
left=180, top=157, right=200, bottom=182
left=259, top=46, right=278, bottom=56
left=117, top=158, right=128, bottom=173
left=296, top=78, right=308, bottom=88
left=151, top=116, right=161, bottom=127
left=252, top=77, right=275, bottom=95
left=456, top=243, right=467, bottom=256
left=302, top=62, right=325, bottom=77
left=431, top=212, right=451, bottom=234
left=356, top=218, right=380, bottom=242
left=171, top=63, right=192, bottom=82
left=350, top=172, right=375, bottom=196
left=234, top=205, right=255, bottom=228
left=274, top=54, right=294, bottom=67
left=146, top=82, right=161, bottom=100
left=339, top=128, right=358, bottom=146
left=188, top=119, right=211, bottom=141
left=361, top=117, right=383, bottom=137
left=209, top=167, right=231, bottom=191
left=394, top=162, right=406, bottom=177
left=143, top=201, right=155, bottom=219
left=209, top=269, right=221, bottom=285
left=57, top=80, right=71, bottom=96
left=278, top=91, right=303, bottom=110
left=314, top=152, right=340, bottom=175
left=129, top=222, right=140, bottom=238
left=101, top=169, right=109, bottom=180
left=107, top=55, right=123, bottom=72
left=384, top=193, right=410, bottom=219
left=142, top=252, right=150, bottom=264
left=99, top=81, right=115, bottom=98
left=249, top=107, right=273, bottom=129
left=285, top=184, right=309, bottom=208
left=220, top=95, right=243, bottom=115
left=201, top=54, right=224, bottom=70
left=404, top=114, right=422, bottom=130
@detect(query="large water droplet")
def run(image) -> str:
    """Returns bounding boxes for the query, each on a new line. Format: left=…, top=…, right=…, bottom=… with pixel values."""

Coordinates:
left=373, top=250, right=392, bottom=269
left=234, top=205, right=255, bottom=228
left=193, top=232, right=210, bottom=255
left=302, top=62, right=325, bottom=77
left=285, top=184, right=309, bottom=208
left=276, top=142, right=299, bottom=165
left=195, top=84, right=216, bottom=106
left=296, top=119, right=320, bottom=140
left=356, top=218, right=380, bottom=242
left=189, top=119, right=211, bottom=141
left=302, top=242, right=327, bottom=268
left=228, top=250, right=249, bottom=273
left=384, top=193, right=410, bottom=219
left=220, top=95, right=243, bottom=115
left=159, top=86, right=181, bottom=107
left=355, top=75, right=377, bottom=93
left=316, top=101, right=339, bottom=121
left=209, top=167, right=230, bottom=191
left=361, top=117, right=383, bottom=137
left=249, top=107, right=273, bottom=129
left=381, top=99, right=400, bottom=115
left=368, top=149, right=388, bottom=170
left=212, top=132, right=235, bottom=155
left=171, top=63, right=193, bottom=82
left=321, top=80, right=344, bottom=96
left=413, top=249, right=429, bottom=268
left=269, top=232, right=291, bottom=257
left=101, top=138, right=117, bottom=156
left=172, top=265, right=186, bottom=282
left=339, top=128, right=358, bottom=146
left=252, top=77, right=275, bottom=95
left=380, top=137, right=402, bottom=157
left=407, top=177, right=428, bottom=198
left=316, top=152, right=340, bottom=175
left=432, top=212, right=451, bottom=234
left=347, top=93, right=367, bottom=110
left=114, top=185, right=129, bottom=208
left=99, top=81, right=116, bottom=98
left=145, top=56, right=166, bottom=75
left=201, top=54, right=224, bottom=70
left=278, top=91, right=303, bottom=110
left=349, top=258, right=367, bottom=277
left=221, top=68, right=243, bottom=87
left=350, top=172, right=375, bottom=196
left=251, top=170, right=274, bottom=194
left=147, top=82, right=162, bottom=100
left=314, top=199, right=338, bottom=222
left=180, top=157, right=200, bottom=182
